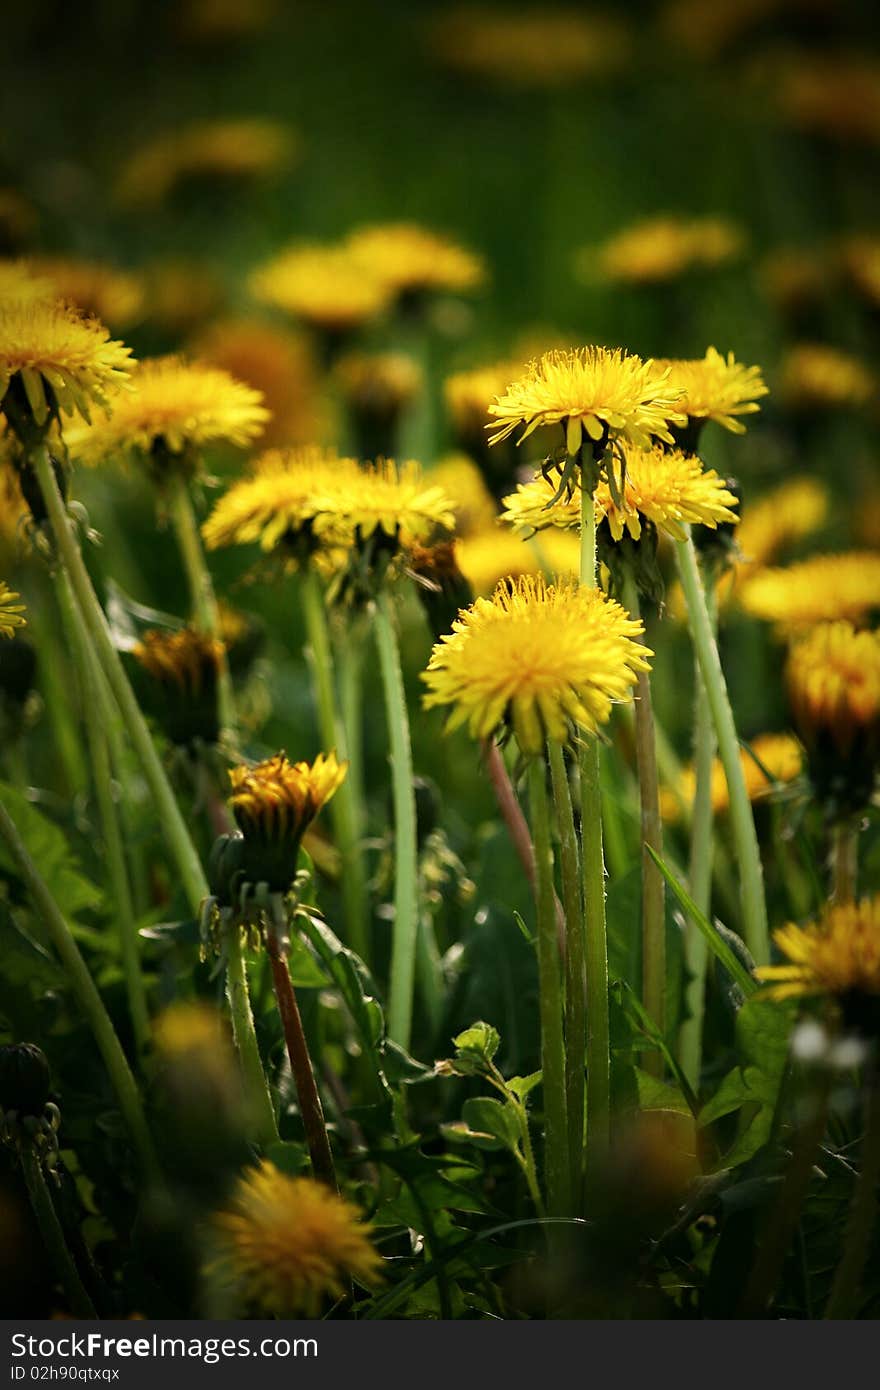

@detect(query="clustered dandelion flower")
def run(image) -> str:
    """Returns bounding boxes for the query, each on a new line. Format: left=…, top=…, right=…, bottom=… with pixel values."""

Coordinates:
left=0, top=581, right=26, bottom=638
left=661, top=732, right=804, bottom=822
left=422, top=573, right=651, bottom=754
left=312, top=459, right=455, bottom=547
left=739, top=553, right=880, bottom=631
left=588, top=216, right=744, bottom=286
left=208, top=1160, right=381, bottom=1317
left=0, top=295, right=133, bottom=432
left=487, top=346, right=686, bottom=456
left=757, top=896, right=880, bottom=1005
left=658, top=347, right=768, bottom=434
left=229, top=751, right=347, bottom=845
left=202, top=446, right=358, bottom=554
left=66, top=355, right=269, bottom=468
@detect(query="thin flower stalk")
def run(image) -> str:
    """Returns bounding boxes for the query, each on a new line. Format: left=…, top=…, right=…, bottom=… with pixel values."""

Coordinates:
left=19, top=1146, right=97, bottom=1319
left=30, top=443, right=209, bottom=916
left=222, top=920, right=279, bottom=1147
left=0, top=796, right=157, bottom=1177
left=547, top=740, right=585, bottom=1199
left=676, top=530, right=770, bottom=964
left=482, top=739, right=566, bottom=949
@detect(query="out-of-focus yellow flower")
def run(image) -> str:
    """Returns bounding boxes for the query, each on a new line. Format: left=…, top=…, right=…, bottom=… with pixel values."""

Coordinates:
left=193, top=317, right=318, bottom=447
left=660, top=732, right=803, bottom=822
left=456, top=525, right=581, bottom=595
left=583, top=216, right=744, bottom=286
left=117, top=118, right=297, bottom=207
left=739, top=553, right=880, bottom=631
left=735, top=477, right=828, bottom=570
left=503, top=445, right=739, bottom=543
left=778, top=342, right=874, bottom=411
left=777, top=55, right=880, bottom=145
left=133, top=627, right=225, bottom=696
left=657, top=347, right=768, bottom=435
left=757, top=897, right=880, bottom=1003
left=786, top=621, right=880, bottom=763
left=346, top=222, right=485, bottom=300
left=202, top=446, right=358, bottom=554
left=423, top=573, right=651, bottom=754
left=487, top=347, right=686, bottom=455
left=29, top=257, right=144, bottom=329
left=66, top=355, right=268, bottom=469
left=0, top=425, right=27, bottom=545
left=0, top=261, right=54, bottom=303
left=429, top=6, right=630, bottom=88
left=249, top=244, right=390, bottom=337
left=176, top=0, right=279, bottom=43
left=429, top=454, right=497, bottom=536
left=141, top=259, right=225, bottom=337
left=444, top=361, right=522, bottom=441
left=229, top=751, right=347, bottom=845
left=838, top=234, right=880, bottom=310
left=312, top=459, right=455, bottom=547
left=208, top=1161, right=381, bottom=1317
left=335, top=351, right=421, bottom=418
left=759, top=246, right=827, bottom=316
left=0, top=581, right=25, bottom=638
left=0, top=295, right=133, bottom=431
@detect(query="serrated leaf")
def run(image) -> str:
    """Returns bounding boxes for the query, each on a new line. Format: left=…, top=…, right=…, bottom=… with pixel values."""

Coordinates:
left=453, top=1021, right=500, bottom=1063
left=0, top=783, right=102, bottom=923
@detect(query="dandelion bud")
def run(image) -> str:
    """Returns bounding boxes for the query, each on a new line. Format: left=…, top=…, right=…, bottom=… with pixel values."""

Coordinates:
left=226, top=751, right=347, bottom=893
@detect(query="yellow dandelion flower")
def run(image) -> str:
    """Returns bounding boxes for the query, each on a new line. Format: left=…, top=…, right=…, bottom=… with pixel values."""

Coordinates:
left=487, top=346, right=686, bottom=456
left=456, top=525, right=581, bottom=596
left=786, top=622, right=880, bottom=762
left=335, top=351, right=421, bottom=416
left=422, top=573, right=651, bottom=754
left=838, top=234, right=880, bottom=310
left=757, top=897, right=880, bottom=1003
left=311, top=459, right=455, bottom=547
left=346, top=222, right=485, bottom=300
left=229, top=751, right=347, bottom=844
left=66, top=355, right=268, bottom=468
left=735, top=477, right=828, bottom=570
left=202, top=446, right=359, bottom=553
left=0, top=260, right=55, bottom=303
left=117, top=118, right=297, bottom=208
left=249, top=244, right=390, bottom=336
left=444, top=361, right=522, bottom=441
left=193, top=317, right=318, bottom=448
left=429, top=454, right=497, bottom=536
left=779, top=342, right=875, bottom=411
left=739, top=553, right=880, bottom=631
left=0, top=424, right=27, bottom=545
left=0, top=581, right=25, bottom=638
left=503, top=445, right=739, bottom=544
left=657, top=347, right=768, bottom=435
left=132, top=627, right=225, bottom=697
left=208, top=1161, right=381, bottom=1317
left=586, top=216, right=744, bottom=286
left=429, top=7, right=630, bottom=88
left=0, top=296, right=133, bottom=431
left=661, top=732, right=803, bottom=822
left=30, top=257, right=144, bottom=329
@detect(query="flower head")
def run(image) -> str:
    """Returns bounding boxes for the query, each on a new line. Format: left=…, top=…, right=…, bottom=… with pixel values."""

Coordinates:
left=249, top=244, right=390, bottom=336
left=66, top=355, right=268, bottom=470
left=487, top=347, right=685, bottom=456
left=456, top=526, right=580, bottom=595
left=587, top=216, right=744, bottom=286
left=778, top=342, right=874, bottom=411
left=346, top=222, right=485, bottom=300
left=657, top=347, right=768, bottom=435
left=229, top=751, right=347, bottom=845
left=191, top=317, right=318, bottom=448
left=0, top=581, right=25, bottom=638
left=202, top=447, right=358, bottom=555
left=117, top=118, right=297, bottom=207
left=335, top=352, right=421, bottom=457
left=739, top=553, right=880, bottom=632
left=429, top=454, right=497, bottom=536
left=312, top=459, right=456, bottom=548
left=661, top=732, right=803, bottom=822
left=132, top=627, right=226, bottom=746
left=0, top=296, right=133, bottom=435
left=445, top=361, right=523, bottom=442
left=422, top=573, right=651, bottom=754
left=757, top=897, right=880, bottom=1008
left=735, top=477, right=828, bottom=570
left=30, top=257, right=144, bottom=329
left=786, top=621, right=880, bottom=813
left=208, top=1161, right=381, bottom=1317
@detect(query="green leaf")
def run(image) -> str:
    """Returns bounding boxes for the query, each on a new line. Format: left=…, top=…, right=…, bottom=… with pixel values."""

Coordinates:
left=646, top=846, right=757, bottom=999
left=636, top=1069, right=693, bottom=1117
left=460, top=1096, right=521, bottom=1153
left=286, top=934, right=329, bottom=988
left=0, top=783, right=102, bottom=923
left=507, top=1071, right=541, bottom=1102
left=453, top=1021, right=500, bottom=1064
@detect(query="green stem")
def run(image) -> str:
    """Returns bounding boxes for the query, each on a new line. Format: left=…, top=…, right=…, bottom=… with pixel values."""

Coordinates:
left=0, top=796, right=156, bottom=1176
left=57, top=569, right=150, bottom=1054
left=166, top=473, right=238, bottom=751
left=374, top=589, right=423, bottom=1049
left=31, top=444, right=208, bottom=916
left=831, top=820, right=859, bottom=905
left=679, top=572, right=717, bottom=1088
left=548, top=740, right=585, bottom=1202
left=29, top=601, right=88, bottom=798
left=528, top=757, right=570, bottom=1218
left=578, top=483, right=610, bottom=1182
left=301, top=571, right=369, bottom=963
left=20, top=1148, right=97, bottom=1318
left=222, top=920, right=279, bottom=1147
left=676, top=532, right=770, bottom=964
left=825, top=1070, right=880, bottom=1319
left=622, top=576, right=665, bottom=1074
